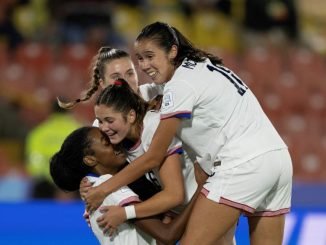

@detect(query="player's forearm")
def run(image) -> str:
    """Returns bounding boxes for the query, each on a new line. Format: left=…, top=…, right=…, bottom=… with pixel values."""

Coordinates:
left=100, top=154, right=161, bottom=196
left=132, top=153, right=185, bottom=218
left=134, top=217, right=176, bottom=245
left=135, top=188, right=184, bottom=219
left=164, top=183, right=203, bottom=241
left=147, top=184, right=203, bottom=244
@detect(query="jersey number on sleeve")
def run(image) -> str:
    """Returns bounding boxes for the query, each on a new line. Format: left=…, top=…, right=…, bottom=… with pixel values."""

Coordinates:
left=207, top=64, right=248, bottom=96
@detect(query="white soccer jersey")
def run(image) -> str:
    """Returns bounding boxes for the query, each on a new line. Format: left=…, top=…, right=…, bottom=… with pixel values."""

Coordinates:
left=93, top=83, right=163, bottom=127
left=160, top=58, right=287, bottom=174
left=138, top=83, right=164, bottom=102
left=126, top=111, right=197, bottom=207
left=87, top=175, right=156, bottom=245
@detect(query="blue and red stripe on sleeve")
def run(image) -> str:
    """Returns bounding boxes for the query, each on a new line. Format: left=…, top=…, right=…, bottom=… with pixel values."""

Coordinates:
left=160, top=111, right=192, bottom=120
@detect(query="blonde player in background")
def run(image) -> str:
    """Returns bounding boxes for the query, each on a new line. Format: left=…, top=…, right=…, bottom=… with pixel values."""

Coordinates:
left=58, top=46, right=163, bottom=111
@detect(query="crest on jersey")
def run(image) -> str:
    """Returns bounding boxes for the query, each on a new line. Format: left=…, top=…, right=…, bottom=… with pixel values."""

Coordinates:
left=162, top=91, right=174, bottom=110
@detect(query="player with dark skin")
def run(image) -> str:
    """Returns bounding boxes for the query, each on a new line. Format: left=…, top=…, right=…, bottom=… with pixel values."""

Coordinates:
left=83, top=22, right=292, bottom=245
left=50, top=126, right=207, bottom=244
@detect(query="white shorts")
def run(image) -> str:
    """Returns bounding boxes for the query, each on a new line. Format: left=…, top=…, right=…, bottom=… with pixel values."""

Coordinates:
left=201, top=149, right=292, bottom=216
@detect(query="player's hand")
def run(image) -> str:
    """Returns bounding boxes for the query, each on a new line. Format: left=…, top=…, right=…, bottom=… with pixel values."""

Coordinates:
left=194, top=161, right=208, bottom=186
left=80, top=177, right=92, bottom=201
left=97, top=205, right=127, bottom=235
left=83, top=209, right=91, bottom=227
left=84, top=185, right=106, bottom=213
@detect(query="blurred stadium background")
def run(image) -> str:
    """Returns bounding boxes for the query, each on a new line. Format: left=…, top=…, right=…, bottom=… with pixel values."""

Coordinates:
left=0, top=0, right=325, bottom=244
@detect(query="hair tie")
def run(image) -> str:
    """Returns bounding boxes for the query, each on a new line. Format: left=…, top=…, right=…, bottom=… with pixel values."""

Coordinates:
left=114, top=80, right=123, bottom=86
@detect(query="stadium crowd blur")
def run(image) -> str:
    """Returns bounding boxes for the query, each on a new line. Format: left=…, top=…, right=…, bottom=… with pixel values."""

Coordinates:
left=0, top=0, right=325, bottom=201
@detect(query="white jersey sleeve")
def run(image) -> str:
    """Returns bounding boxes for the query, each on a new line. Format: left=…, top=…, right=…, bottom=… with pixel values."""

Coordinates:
left=92, top=119, right=99, bottom=127
left=160, top=81, right=195, bottom=119
left=127, top=111, right=182, bottom=162
left=127, top=111, right=197, bottom=207
left=139, top=83, right=164, bottom=101
left=92, top=174, right=140, bottom=206
left=161, top=58, right=287, bottom=174
left=88, top=175, right=155, bottom=245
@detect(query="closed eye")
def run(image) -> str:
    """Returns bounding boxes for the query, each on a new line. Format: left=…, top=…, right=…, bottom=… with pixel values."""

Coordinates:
left=110, top=74, right=121, bottom=80
left=126, top=70, right=135, bottom=77
left=135, top=54, right=143, bottom=62
left=101, top=134, right=111, bottom=146
left=104, top=117, right=115, bottom=124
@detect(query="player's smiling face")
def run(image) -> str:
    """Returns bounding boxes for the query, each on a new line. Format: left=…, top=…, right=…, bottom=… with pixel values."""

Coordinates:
left=101, top=57, right=139, bottom=93
left=95, top=104, right=134, bottom=145
left=134, top=39, right=176, bottom=85
left=88, top=128, right=126, bottom=174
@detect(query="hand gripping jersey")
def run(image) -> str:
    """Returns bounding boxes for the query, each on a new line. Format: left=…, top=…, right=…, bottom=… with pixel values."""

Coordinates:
left=160, top=58, right=287, bottom=174
left=126, top=111, right=197, bottom=209
left=87, top=175, right=156, bottom=245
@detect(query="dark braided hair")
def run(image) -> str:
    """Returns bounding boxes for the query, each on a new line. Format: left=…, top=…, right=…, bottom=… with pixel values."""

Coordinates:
left=49, top=126, right=95, bottom=191
left=58, top=47, right=131, bottom=109
left=96, top=78, right=148, bottom=126
left=136, top=21, right=223, bottom=67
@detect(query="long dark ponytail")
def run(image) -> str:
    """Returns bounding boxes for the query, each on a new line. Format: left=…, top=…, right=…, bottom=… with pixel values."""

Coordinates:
left=136, top=21, right=223, bottom=67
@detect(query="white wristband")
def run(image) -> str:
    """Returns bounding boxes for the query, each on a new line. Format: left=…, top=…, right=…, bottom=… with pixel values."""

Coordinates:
left=124, top=205, right=136, bottom=220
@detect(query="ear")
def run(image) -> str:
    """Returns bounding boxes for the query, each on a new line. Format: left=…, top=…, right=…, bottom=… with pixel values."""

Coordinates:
left=99, top=79, right=106, bottom=89
left=83, top=155, right=97, bottom=167
left=169, top=45, right=178, bottom=59
left=127, top=109, right=136, bottom=124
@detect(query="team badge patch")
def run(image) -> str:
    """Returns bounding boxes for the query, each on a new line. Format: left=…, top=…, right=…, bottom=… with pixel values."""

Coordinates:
left=162, top=91, right=174, bottom=110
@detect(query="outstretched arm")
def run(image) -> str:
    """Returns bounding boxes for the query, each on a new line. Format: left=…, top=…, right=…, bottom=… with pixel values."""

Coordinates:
left=135, top=162, right=208, bottom=244
left=133, top=153, right=185, bottom=218
left=85, top=117, right=181, bottom=212
left=136, top=184, right=204, bottom=244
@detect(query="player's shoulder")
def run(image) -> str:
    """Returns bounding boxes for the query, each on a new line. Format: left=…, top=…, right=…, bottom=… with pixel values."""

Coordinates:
left=139, top=82, right=164, bottom=101
left=173, top=58, right=208, bottom=83
left=139, top=82, right=155, bottom=89
left=144, top=110, right=160, bottom=119
left=92, top=119, right=99, bottom=127
left=143, top=111, right=160, bottom=131
left=179, top=58, right=209, bottom=71
left=98, top=174, right=135, bottom=195
left=92, top=174, right=112, bottom=186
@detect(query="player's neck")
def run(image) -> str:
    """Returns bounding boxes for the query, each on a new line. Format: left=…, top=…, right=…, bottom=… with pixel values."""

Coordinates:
left=129, top=124, right=142, bottom=142
left=123, top=124, right=142, bottom=150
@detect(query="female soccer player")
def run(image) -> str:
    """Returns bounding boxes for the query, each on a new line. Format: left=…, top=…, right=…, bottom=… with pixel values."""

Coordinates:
left=93, top=79, right=197, bottom=223
left=50, top=126, right=206, bottom=245
left=56, top=47, right=224, bottom=243
left=84, top=22, right=292, bottom=245
left=58, top=46, right=164, bottom=202
left=58, top=46, right=163, bottom=110
left=85, top=79, right=236, bottom=245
